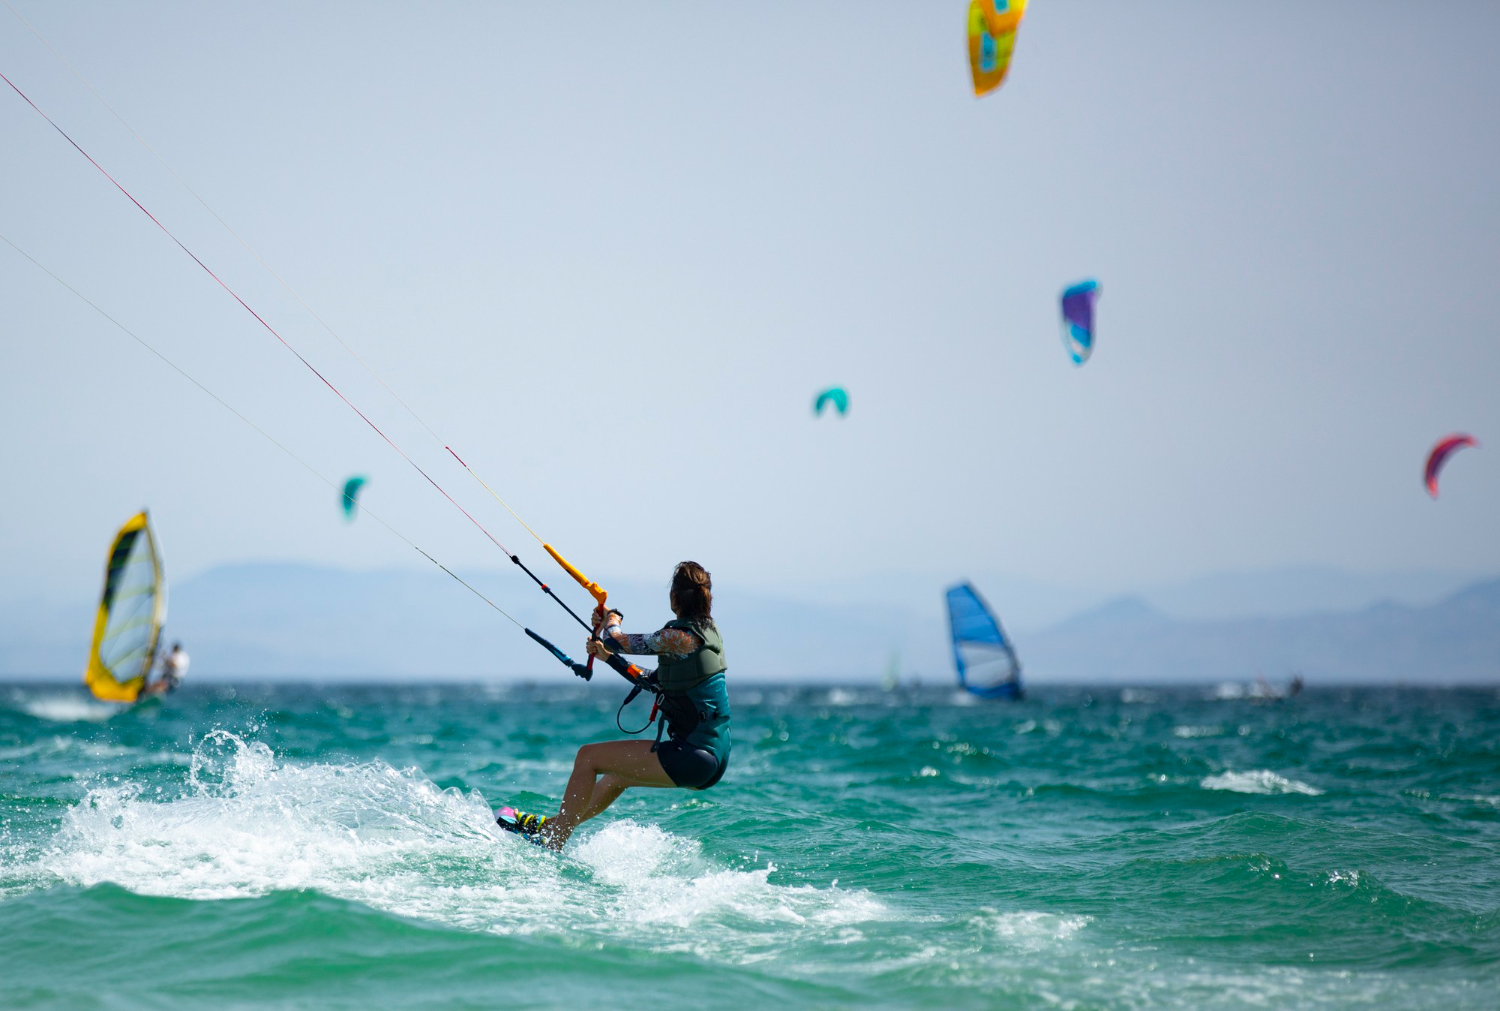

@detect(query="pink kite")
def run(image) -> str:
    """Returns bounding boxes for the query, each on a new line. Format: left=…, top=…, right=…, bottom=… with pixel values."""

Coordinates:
left=1424, top=434, right=1478, bottom=498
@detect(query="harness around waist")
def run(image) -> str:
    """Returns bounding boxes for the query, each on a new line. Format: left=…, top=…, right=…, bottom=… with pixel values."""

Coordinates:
left=658, top=671, right=730, bottom=751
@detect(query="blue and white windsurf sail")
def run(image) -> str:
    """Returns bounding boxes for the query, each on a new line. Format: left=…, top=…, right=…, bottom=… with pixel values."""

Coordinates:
left=946, top=583, right=1022, bottom=699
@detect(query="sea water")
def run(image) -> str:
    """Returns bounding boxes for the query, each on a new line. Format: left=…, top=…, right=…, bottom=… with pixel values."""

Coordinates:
left=1, top=682, right=1497, bottom=1010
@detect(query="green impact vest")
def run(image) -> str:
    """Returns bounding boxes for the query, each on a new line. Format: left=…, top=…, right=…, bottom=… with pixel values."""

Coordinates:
left=654, top=617, right=730, bottom=758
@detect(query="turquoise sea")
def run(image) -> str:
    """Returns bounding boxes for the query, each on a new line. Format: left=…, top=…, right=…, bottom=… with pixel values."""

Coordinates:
left=2, top=682, right=1498, bottom=1010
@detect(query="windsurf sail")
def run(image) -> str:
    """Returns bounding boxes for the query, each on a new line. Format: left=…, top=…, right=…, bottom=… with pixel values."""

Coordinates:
left=946, top=582, right=1022, bottom=699
left=83, top=511, right=166, bottom=703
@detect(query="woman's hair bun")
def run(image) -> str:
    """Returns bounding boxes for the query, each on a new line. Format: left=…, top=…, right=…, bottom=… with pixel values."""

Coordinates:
left=671, top=561, right=713, bottom=624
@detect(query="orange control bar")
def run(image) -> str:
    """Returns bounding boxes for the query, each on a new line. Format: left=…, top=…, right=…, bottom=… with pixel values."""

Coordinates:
left=543, top=543, right=608, bottom=608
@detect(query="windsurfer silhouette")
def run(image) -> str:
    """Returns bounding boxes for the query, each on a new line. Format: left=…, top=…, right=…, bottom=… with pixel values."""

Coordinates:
left=140, top=641, right=188, bottom=698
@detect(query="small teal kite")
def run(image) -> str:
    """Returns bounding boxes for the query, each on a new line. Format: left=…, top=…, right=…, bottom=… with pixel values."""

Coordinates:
left=814, top=387, right=849, bottom=417
left=341, top=476, right=367, bottom=521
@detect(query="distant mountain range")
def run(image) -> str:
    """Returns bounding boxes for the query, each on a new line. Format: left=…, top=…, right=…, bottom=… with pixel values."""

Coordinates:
left=1, top=564, right=1495, bottom=684
left=1022, top=579, right=1500, bottom=684
left=767, top=565, right=1483, bottom=634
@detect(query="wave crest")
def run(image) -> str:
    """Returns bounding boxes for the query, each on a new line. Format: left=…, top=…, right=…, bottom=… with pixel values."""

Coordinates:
left=1200, top=770, right=1323, bottom=796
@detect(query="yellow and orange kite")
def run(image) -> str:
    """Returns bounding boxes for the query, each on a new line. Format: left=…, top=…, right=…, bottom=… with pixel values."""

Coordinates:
left=967, top=0, right=1027, bottom=97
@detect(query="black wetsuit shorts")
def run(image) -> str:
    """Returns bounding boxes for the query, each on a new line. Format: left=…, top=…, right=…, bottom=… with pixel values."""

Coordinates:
left=656, top=740, right=728, bottom=790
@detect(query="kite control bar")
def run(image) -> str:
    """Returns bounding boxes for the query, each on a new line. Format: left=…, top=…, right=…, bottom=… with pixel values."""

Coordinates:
left=524, top=628, right=591, bottom=681
left=532, top=542, right=658, bottom=706
left=521, top=547, right=660, bottom=735
left=523, top=627, right=654, bottom=698
left=544, top=543, right=610, bottom=676
left=543, top=543, right=607, bottom=608
left=525, top=617, right=659, bottom=734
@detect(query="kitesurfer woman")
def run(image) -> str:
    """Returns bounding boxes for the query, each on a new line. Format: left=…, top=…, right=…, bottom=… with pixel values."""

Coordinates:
left=497, top=561, right=729, bottom=850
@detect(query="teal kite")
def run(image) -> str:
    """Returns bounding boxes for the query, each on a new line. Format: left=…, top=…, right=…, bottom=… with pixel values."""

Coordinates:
left=341, top=476, right=367, bottom=521
left=814, top=387, right=849, bottom=417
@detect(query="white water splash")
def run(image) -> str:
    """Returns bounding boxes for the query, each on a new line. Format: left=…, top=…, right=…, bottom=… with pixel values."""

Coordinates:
left=975, top=909, right=1092, bottom=948
left=13, top=694, right=121, bottom=724
left=1200, top=770, right=1323, bottom=796
left=36, top=731, right=885, bottom=962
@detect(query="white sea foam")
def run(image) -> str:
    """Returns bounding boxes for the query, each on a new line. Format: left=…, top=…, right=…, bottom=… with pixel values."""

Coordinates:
left=36, top=730, right=885, bottom=961
left=15, top=695, right=121, bottom=724
left=1200, top=770, right=1323, bottom=796
left=854, top=907, right=1093, bottom=984
left=974, top=909, right=1092, bottom=948
left=1438, top=794, right=1500, bottom=808
left=576, top=822, right=884, bottom=937
left=1173, top=725, right=1225, bottom=739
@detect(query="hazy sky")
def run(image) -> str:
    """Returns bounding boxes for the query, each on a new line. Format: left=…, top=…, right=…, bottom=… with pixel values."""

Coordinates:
left=2, top=1, right=1497, bottom=612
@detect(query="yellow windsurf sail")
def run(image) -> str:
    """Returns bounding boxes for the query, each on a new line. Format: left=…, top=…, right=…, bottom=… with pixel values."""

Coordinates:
left=83, top=511, right=166, bottom=703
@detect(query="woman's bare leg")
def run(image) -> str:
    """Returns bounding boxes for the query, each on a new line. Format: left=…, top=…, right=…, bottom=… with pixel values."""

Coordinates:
left=544, top=740, right=675, bottom=849
left=578, top=774, right=629, bottom=821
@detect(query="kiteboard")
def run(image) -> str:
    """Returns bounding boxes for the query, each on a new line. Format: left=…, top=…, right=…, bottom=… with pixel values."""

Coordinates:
left=494, top=806, right=549, bottom=847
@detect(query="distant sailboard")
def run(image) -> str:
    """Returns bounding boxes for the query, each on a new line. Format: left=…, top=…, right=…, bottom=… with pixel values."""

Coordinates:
left=83, top=511, right=166, bottom=703
left=946, top=582, right=1022, bottom=699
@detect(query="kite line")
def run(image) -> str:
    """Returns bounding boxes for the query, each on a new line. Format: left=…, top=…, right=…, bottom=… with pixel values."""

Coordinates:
left=0, top=61, right=629, bottom=683
left=0, top=230, right=519, bottom=632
